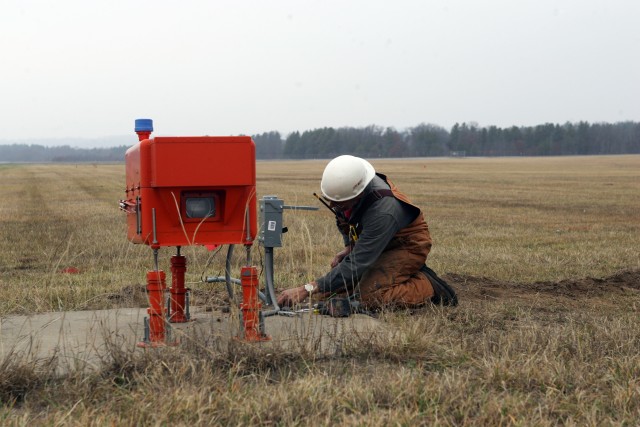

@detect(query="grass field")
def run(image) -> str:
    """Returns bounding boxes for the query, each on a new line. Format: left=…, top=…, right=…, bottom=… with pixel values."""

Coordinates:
left=1, top=156, right=639, bottom=425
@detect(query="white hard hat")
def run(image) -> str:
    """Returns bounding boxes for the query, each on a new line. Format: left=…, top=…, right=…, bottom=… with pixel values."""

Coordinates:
left=320, top=155, right=376, bottom=202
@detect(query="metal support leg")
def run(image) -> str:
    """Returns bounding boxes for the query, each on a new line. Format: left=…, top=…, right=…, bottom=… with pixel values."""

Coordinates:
left=169, top=247, right=189, bottom=323
left=237, top=266, right=270, bottom=342
left=138, top=269, right=167, bottom=347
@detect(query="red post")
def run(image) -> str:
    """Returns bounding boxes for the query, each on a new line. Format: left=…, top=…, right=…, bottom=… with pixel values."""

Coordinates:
left=138, top=270, right=167, bottom=347
left=169, top=255, right=189, bottom=323
left=239, top=266, right=270, bottom=341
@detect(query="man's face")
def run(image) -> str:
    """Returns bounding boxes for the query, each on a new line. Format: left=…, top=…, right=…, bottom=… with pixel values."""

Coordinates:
left=326, top=196, right=359, bottom=212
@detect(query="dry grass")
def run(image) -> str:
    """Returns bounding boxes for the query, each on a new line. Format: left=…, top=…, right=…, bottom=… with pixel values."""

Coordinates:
left=1, top=156, right=639, bottom=425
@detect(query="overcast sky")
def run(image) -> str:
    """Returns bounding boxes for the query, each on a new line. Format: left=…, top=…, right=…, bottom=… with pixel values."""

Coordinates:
left=1, top=0, right=638, bottom=146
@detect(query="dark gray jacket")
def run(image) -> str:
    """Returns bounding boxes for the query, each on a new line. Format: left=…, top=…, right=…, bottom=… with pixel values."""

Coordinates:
left=316, top=175, right=416, bottom=293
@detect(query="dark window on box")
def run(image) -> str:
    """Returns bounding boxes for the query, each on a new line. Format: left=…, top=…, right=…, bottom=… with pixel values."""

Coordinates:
left=186, top=197, right=214, bottom=218
left=181, top=192, right=222, bottom=221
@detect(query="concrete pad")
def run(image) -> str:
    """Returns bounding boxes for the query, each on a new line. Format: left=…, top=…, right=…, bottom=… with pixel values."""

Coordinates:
left=0, top=307, right=383, bottom=372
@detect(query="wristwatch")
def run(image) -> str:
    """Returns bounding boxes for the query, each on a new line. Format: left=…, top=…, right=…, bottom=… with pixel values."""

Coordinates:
left=304, top=283, right=315, bottom=294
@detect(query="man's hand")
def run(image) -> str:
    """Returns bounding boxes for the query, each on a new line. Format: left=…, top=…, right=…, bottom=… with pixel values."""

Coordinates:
left=277, top=286, right=306, bottom=306
left=277, top=282, right=318, bottom=307
left=330, top=246, right=352, bottom=268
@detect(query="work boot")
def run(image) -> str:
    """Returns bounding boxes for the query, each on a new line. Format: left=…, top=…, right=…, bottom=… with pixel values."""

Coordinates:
left=420, top=265, right=458, bottom=306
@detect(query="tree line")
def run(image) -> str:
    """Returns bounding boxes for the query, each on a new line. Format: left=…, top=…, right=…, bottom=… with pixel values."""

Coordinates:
left=0, top=144, right=130, bottom=163
left=1, top=121, right=638, bottom=162
left=259, top=121, right=640, bottom=159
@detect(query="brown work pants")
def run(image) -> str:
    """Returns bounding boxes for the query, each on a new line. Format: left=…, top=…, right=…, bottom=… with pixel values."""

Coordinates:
left=356, top=216, right=434, bottom=310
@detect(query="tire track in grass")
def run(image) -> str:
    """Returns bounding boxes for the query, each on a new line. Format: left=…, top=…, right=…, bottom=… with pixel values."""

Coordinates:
left=7, top=166, right=76, bottom=273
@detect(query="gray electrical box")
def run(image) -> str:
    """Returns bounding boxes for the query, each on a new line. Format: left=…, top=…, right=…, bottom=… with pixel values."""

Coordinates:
left=259, top=195, right=285, bottom=248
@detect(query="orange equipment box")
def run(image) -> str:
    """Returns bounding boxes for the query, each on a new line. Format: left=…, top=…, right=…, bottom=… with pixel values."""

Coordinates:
left=123, top=135, right=257, bottom=248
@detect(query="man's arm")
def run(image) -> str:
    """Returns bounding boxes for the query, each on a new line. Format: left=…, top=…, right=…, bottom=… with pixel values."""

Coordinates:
left=316, top=200, right=402, bottom=293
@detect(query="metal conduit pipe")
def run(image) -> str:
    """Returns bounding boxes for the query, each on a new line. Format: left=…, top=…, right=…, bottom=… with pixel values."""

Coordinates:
left=225, top=245, right=235, bottom=303
left=205, top=276, right=267, bottom=303
left=261, top=247, right=281, bottom=316
left=206, top=276, right=241, bottom=285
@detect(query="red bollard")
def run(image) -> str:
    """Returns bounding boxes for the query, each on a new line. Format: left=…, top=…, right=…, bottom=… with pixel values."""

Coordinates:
left=138, top=270, right=168, bottom=347
left=239, top=266, right=270, bottom=342
left=169, top=255, right=189, bottom=323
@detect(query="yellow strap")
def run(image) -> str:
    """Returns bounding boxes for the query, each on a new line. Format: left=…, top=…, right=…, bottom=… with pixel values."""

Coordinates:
left=349, top=225, right=358, bottom=242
